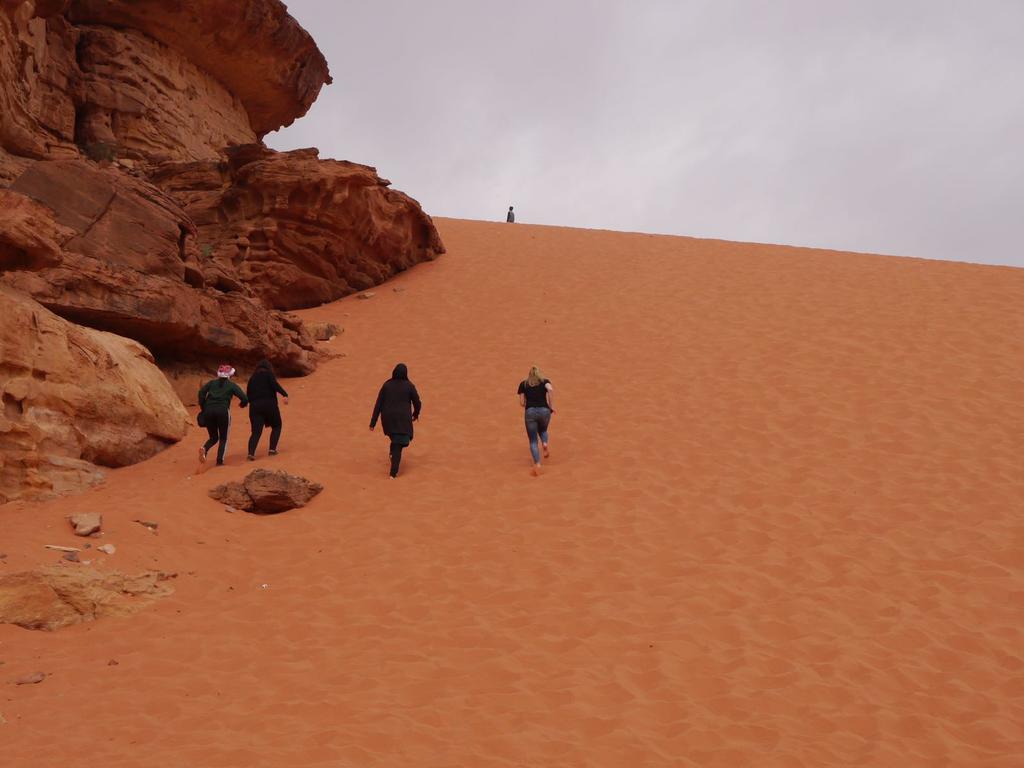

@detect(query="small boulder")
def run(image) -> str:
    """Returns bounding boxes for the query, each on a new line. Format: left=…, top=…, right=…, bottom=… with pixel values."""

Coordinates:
left=97, top=544, right=116, bottom=555
left=357, top=292, right=375, bottom=300
left=209, top=469, right=322, bottom=514
left=69, top=513, right=102, bottom=537
left=14, top=672, right=46, bottom=686
left=308, top=322, right=342, bottom=341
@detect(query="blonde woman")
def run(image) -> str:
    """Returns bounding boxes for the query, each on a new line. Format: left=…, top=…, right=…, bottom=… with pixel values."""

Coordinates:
left=517, top=366, right=555, bottom=475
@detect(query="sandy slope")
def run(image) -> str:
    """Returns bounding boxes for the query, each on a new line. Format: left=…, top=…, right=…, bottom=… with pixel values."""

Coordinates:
left=1, top=219, right=1022, bottom=767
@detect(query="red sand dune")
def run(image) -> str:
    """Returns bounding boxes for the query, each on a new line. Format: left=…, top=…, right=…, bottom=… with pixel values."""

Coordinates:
left=2, top=218, right=1023, bottom=766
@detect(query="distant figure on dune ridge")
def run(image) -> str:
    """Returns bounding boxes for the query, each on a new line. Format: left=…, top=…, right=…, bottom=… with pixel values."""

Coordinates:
left=198, top=364, right=248, bottom=466
left=517, top=365, right=554, bottom=476
left=246, top=359, right=289, bottom=461
left=370, top=363, right=422, bottom=479
left=506, top=205, right=515, bottom=223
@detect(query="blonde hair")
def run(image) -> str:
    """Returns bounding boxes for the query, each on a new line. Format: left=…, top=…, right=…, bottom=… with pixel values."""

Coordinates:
left=526, top=366, right=544, bottom=387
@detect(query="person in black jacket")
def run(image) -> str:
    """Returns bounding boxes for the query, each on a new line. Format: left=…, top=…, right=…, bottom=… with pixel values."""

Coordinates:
left=246, top=359, right=289, bottom=460
left=198, top=364, right=248, bottom=466
left=369, top=363, right=422, bottom=478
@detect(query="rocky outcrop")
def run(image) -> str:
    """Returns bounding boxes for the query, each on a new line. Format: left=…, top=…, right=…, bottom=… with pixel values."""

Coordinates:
left=67, top=0, right=331, bottom=135
left=0, top=286, right=190, bottom=503
left=0, top=1, right=80, bottom=167
left=153, top=146, right=445, bottom=309
left=0, top=566, right=175, bottom=631
left=209, top=469, right=323, bottom=514
left=75, top=24, right=258, bottom=163
left=0, top=161, right=317, bottom=374
left=2, top=0, right=329, bottom=168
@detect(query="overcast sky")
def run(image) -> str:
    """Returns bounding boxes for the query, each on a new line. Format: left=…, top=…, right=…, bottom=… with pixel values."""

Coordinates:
left=268, top=1, right=1024, bottom=267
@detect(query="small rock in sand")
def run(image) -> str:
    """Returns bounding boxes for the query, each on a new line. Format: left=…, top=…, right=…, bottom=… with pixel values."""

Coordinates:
left=14, top=672, right=46, bottom=685
left=308, top=322, right=342, bottom=341
left=62, top=551, right=80, bottom=563
left=97, top=544, right=116, bottom=555
left=107, top=659, right=119, bottom=666
left=357, top=291, right=375, bottom=300
left=393, top=287, right=406, bottom=293
left=134, top=520, right=159, bottom=533
left=69, top=513, right=102, bottom=537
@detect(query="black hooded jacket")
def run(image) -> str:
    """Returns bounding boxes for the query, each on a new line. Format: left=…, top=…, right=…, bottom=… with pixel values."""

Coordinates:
left=246, top=361, right=288, bottom=407
left=370, top=363, right=421, bottom=437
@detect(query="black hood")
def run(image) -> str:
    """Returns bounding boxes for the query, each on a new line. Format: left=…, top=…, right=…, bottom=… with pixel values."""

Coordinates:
left=392, top=363, right=408, bottom=380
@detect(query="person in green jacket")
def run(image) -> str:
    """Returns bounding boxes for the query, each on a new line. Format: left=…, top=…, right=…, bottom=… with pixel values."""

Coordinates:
left=198, top=364, right=248, bottom=466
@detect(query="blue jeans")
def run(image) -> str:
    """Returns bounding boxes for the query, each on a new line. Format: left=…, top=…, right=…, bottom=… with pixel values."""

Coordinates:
left=524, top=407, right=551, bottom=463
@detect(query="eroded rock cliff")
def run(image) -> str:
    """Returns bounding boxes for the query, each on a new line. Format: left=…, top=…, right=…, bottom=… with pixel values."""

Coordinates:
left=154, top=146, right=445, bottom=309
left=0, top=160, right=317, bottom=374
left=0, top=286, right=190, bottom=503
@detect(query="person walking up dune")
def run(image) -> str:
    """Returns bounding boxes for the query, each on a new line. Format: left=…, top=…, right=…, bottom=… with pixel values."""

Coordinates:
left=518, top=365, right=555, bottom=476
left=370, top=363, right=422, bottom=479
left=198, top=364, right=248, bottom=466
left=506, top=205, right=515, bottom=223
left=246, top=359, right=289, bottom=460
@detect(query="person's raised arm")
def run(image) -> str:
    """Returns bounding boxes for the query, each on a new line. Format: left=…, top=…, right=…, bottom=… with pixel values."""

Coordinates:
left=369, top=387, right=383, bottom=430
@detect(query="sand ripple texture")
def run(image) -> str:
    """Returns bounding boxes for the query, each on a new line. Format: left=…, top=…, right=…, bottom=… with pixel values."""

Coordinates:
left=2, top=219, right=1022, bottom=767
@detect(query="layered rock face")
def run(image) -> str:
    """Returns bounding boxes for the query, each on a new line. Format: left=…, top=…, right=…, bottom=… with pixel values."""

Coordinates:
left=155, top=146, right=445, bottom=309
left=1, top=160, right=316, bottom=374
left=0, top=1, right=80, bottom=174
left=75, top=25, right=258, bottom=163
left=0, top=286, right=190, bottom=503
left=67, top=0, right=331, bottom=136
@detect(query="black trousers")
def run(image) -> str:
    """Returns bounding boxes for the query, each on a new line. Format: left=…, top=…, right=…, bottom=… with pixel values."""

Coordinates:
left=203, top=411, right=231, bottom=463
left=388, top=435, right=412, bottom=477
left=248, top=401, right=282, bottom=456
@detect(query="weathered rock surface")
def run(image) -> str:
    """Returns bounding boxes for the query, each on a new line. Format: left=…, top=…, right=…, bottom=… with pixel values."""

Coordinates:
left=75, top=24, right=258, bottom=163
left=209, top=469, right=323, bottom=514
left=153, top=146, right=445, bottom=309
left=2, top=0, right=329, bottom=169
left=308, top=322, right=342, bottom=341
left=0, top=160, right=317, bottom=374
left=0, top=286, right=190, bottom=502
left=68, top=512, right=101, bottom=536
left=0, top=566, right=175, bottom=631
left=67, top=0, right=331, bottom=135
left=0, top=2, right=80, bottom=166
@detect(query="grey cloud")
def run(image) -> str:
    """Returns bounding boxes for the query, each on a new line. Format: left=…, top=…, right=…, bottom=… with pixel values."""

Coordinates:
left=269, top=0, right=1024, bottom=267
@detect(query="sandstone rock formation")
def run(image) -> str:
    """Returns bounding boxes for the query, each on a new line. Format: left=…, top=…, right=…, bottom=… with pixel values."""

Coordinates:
left=209, top=469, right=323, bottom=514
left=2, top=0, right=330, bottom=168
left=0, top=160, right=317, bottom=374
left=0, top=1, right=80, bottom=172
left=154, top=146, right=445, bottom=309
left=67, top=0, right=331, bottom=136
left=0, top=286, right=189, bottom=503
left=0, top=566, right=175, bottom=631
left=0, top=0, right=444, bottom=502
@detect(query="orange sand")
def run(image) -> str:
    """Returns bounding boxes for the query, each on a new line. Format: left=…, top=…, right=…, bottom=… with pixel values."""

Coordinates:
left=2, top=219, right=1023, bottom=766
